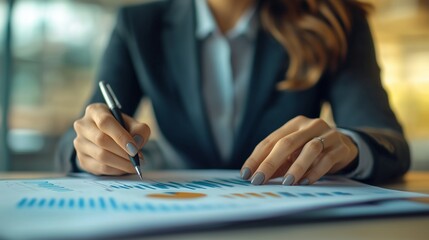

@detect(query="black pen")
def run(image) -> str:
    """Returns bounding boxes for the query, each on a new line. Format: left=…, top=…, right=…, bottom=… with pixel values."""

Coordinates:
left=98, top=81, right=143, bottom=181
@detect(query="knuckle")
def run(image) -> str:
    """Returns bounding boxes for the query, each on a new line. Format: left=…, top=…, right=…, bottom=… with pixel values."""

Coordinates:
left=256, top=138, right=273, bottom=152
left=334, top=132, right=344, bottom=142
left=323, top=152, right=336, bottom=164
left=342, top=144, right=351, bottom=155
left=76, top=154, right=88, bottom=170
left=294, top=115, right=307, bottom=122
left=312, top=118, right=328, bottom=129
left=277, top=137, right=293, bottom=149
left=260, top=160, right=278, bottom=173
left=97, top=115, right=112, bottom=130
left=307, top=140, right=322, bottom=153
left=85, top=104, right=98, bottom=115
left=73, top=138, right=80, bottom=149
left=94, top=148, right=109, bottom=161
left=344, top=145, right=357, bottom=160
left=289, top=115, right=306, bottom=126
left=94, top=132, right=109, bottom=146
left=98, top=164, right=111, bottom=175
left=87, top=103, right=105, bottom=112
left=85, top=105, right=93, bottom=114
left=332, top=130, right=341, bottom=137
left=143, top=123, right=151, bottom=136
left=135, top=123, right=151, bottom=136
left=73, top=120, right=81, bottom=131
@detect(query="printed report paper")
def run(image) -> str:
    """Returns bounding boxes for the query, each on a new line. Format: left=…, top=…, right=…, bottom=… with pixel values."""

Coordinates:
left=0, top=170, right=427, bottom=239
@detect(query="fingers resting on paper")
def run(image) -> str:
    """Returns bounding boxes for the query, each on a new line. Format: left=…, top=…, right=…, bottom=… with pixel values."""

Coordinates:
left=240, top=116, right=358, bottom=186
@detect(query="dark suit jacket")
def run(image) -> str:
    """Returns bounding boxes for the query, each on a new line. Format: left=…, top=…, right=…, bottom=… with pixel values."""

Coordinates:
left=56, top=0, right=410, bottom=183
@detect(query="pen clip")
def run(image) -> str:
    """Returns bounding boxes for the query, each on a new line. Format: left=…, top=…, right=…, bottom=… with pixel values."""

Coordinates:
left=99, top=81, right=115, bottom=109
left=106, top=84, right=122, bottom=109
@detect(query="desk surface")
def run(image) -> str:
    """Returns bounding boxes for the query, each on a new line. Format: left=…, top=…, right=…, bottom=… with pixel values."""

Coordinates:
left=1, top=171, right=429, bottom=240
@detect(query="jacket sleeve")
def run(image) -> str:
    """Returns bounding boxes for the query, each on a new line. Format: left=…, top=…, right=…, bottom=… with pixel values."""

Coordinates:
left=55, top=8, right=143, bottom=172
left=326, top=8, right=410, bottom=183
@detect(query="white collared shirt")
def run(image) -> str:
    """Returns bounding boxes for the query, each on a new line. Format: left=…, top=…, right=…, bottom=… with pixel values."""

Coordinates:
left=196, top=0, right=258, bottom=161
left=152, top=0, right=373, bottom=179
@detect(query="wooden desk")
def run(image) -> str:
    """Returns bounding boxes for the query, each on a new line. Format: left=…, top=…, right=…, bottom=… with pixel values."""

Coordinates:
left=1, top=172, right=429, bottom=240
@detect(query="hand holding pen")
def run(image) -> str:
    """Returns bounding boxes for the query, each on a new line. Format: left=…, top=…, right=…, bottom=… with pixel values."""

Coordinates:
left=72, top=81, right=151, bottom=179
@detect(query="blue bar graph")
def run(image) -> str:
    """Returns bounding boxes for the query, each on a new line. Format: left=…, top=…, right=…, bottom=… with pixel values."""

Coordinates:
left=16, top=196, right=237, bottom=213
left=109, top=178, right=251, bottom=191
left=223, top=191, right=354, bottom=199
left=278, top=192, right=297, bottom=198
left=49, top=198, right=56, bottom=207
left=23, top=181, right=73, bottom=192
left=59, top=198, right=65, bottom=208
left=316, top=192, right=332, bottom=196
left=298, top=193, right=315, bottom=197
left=333, top=191, right=353, bottom=196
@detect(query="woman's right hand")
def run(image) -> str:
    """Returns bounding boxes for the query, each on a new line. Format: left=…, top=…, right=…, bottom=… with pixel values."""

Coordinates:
left=73, top=103, right=151, bottom=175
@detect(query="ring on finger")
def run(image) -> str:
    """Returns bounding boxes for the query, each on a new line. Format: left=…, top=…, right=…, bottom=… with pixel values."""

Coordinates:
left=315, top=137, right=326, bottom=152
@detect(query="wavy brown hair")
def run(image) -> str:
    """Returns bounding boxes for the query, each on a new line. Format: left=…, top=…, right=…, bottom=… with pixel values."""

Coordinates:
left=260, top=0, right=371, bottom=90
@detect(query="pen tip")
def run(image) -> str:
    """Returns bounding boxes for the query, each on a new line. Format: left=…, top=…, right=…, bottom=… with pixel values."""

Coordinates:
left=135, top=166, right=143, bottom=181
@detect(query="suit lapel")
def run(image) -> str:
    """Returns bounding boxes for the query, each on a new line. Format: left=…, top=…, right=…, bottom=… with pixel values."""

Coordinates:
left=162, top=0, right=219, bottom=166
left=161, top=1, right=286, bottom=165
left=232, top=30, right=287, bottom=161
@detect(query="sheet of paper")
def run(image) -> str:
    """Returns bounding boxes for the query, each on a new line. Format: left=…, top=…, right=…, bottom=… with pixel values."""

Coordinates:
left=0, top=170, right=427, bottom=240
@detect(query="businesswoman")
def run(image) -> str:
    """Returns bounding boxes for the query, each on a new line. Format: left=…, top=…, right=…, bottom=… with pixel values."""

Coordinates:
left=57, top=0, right=410, bottom=185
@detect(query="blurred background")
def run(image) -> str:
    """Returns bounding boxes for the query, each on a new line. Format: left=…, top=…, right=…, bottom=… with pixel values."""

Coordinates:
left=0, top=0, right=428, bottom=172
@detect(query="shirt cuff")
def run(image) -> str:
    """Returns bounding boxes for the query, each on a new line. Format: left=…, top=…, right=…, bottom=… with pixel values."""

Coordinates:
left=337, top=128, right=374, bottom=180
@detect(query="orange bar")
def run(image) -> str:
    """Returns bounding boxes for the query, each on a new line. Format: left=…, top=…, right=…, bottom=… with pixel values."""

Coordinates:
left=247, top=193, right=264, bottom=198
left=232, top=193, right=249, bottom=198
left=263, top=192, right=281, bottom=198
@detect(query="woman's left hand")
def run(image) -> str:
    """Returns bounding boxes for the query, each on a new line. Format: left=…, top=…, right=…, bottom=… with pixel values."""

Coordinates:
left=240, top=115, right=358, bottom=185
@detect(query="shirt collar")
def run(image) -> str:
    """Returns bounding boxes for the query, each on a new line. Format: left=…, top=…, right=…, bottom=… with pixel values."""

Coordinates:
left=195, top=0, right=258, bottom=40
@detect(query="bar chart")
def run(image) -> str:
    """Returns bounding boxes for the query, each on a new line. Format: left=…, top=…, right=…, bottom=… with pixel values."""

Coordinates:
left=2, top=170, right=428, bottom=240
left=107, top=177, right=251, bottom=191
left=146, top=192, right=207, bottom=199
left=16, top=196, right=237, bottom=212
left=221, top=191, right=353, bottom=199
left=22, top=181, right=73, bottom=192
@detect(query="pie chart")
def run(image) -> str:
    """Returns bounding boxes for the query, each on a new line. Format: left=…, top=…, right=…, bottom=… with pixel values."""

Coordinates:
left=146, top=192, right=207, bottom=199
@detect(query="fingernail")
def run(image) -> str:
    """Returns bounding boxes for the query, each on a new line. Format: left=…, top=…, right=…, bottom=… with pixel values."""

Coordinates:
left=299, top=178, right=310, bottom=185
left=251, top=172, right=265, bottom=185
left=133, top=135, right=143, bottom=146
left=126, top=142, right=138, bottom=156
left=282, top=174, right=295, bottom=186
left=241, top=168, right=251, bottom=180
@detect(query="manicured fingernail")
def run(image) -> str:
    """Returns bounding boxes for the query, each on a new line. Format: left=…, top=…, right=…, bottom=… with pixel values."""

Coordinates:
left=299, top=178, right=310, bottom=185
left=251, top=172, right=265, bottom=185
left=126, top=142, right=138, bottom=156
left=241, top=168, right=251, bottom=179
left=133, top=135, right=143, bottom=146
left=282, top=174, right=295, bottom=186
